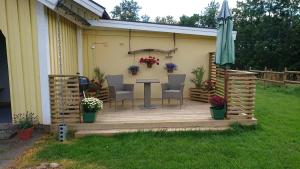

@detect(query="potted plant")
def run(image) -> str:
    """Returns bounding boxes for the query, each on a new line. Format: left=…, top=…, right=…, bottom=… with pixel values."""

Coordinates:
left=128, top=65, right=140, bottom=75
left=165, top=63, right=177, bottom=73
left=190, top=66, right=205, bottom=88
left=14, top=111, right=38, bottom=141
left=210, top=95, right=226, bottom=120
left=93, top=67, right=105, bottom=89
left=139, top=56, right=159, bottom=68
left=81, top=97, right=103, bottom=123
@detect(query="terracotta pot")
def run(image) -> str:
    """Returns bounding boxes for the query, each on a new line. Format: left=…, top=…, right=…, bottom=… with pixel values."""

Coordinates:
left=147, top=63, right=153, bottom=68
left=18, top=127, right=33, bottom=141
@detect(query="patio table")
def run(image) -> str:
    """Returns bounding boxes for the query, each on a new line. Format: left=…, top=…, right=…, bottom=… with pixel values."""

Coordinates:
left=136, top=79, right=160, bottom=109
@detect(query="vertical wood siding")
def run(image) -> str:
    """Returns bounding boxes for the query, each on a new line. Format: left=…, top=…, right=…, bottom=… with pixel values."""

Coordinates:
left=0, top=0, right=42, bottom=120
left=47, top=9, right=78, bottom=75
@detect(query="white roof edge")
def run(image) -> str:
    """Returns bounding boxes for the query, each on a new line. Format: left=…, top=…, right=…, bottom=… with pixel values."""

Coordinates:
left=73, top=0, right=104, bottom=17
left=37, top=0, right=58, bottom=10
left=89, top=19, right=237, bottom=39
left=38, top=0, right=105, bottom=17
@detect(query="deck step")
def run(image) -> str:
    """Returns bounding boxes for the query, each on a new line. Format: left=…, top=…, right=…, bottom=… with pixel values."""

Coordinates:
left=74, top=127, right=230, bottom=137
left=68, top=118, right=256, bottom=132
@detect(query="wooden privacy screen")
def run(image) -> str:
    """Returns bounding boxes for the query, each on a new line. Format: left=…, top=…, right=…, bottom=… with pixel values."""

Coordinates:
left=216, top=68, right=257, bottom=120
left=49, top=75, right=81, bottom=124
left=209, top=52, right=217, bottom=82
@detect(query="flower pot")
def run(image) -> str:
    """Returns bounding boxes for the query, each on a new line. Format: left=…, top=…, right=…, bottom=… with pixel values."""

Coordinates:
left=147, top=63, right=153, bottom=68
left=210, top=107, right=226, bottom=120
left=167, top=69, right=174, bottom=73
left=83, top=112, right=97, bottom=123
left=131, top=71, right=138, bottom=75
left=18, top=127, right=33, bottom=141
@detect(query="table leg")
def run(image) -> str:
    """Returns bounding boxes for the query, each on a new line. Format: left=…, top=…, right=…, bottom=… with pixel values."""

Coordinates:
left=144, top=83, right=151, bottom=107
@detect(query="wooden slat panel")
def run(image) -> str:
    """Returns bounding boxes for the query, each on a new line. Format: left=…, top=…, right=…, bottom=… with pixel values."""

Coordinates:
left=49, top=75, right=81, bottom=124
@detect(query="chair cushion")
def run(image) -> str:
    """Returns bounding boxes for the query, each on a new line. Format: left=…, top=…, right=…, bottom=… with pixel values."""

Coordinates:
left=164, top=90, right=181, bottom=93
left=116, top=91, right=132, bottom=94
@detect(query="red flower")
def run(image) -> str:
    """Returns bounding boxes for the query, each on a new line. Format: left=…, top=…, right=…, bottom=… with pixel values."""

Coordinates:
left=210, top=95, right=225, bottom=108
left=139, top=56, right=159, bottom=67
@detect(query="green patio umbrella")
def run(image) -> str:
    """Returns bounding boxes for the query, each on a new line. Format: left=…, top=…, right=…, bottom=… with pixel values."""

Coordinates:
left=215, top=0, right=235, bottom=67
left=215, top=0, right=235, bottom=117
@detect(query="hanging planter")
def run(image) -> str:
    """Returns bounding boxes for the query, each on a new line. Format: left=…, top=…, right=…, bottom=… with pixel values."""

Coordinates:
left=128, top=65, right=140, bottom=75
left=165, top=63, right=177, bottom=73
left=139, top=56, right=159, bottom=68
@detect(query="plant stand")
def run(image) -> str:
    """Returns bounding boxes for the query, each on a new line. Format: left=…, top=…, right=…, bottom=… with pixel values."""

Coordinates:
left=189, top=88, right=215, bottom=103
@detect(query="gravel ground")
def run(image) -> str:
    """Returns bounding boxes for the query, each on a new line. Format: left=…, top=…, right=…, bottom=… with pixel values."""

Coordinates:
left=0, top=131, right=44, bottom=169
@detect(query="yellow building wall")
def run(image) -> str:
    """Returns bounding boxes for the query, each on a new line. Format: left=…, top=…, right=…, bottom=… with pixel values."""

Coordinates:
left=82, top=29, right=216, bottom=98
left=0, top=0, right=42, bottom=120
left=48, top=9, right=78, bottom=74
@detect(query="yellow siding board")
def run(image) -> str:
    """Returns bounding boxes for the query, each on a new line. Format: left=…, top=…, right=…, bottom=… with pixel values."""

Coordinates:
left=0, top=0, right=41, bottom=122
left=48, top=10, right=78, bottom=75
left=18, top=0, right=35, bottom=111
left=6, top=0, right=26, bottom=113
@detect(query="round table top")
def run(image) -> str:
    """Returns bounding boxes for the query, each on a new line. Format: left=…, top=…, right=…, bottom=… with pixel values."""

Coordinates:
left=136, top=79, right=160, bottom=83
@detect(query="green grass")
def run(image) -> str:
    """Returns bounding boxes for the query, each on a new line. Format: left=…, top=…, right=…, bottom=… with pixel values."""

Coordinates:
left=32, top=84, right=300, bottom=169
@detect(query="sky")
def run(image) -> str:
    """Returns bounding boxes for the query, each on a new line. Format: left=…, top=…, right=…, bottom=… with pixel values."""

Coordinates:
left=94, top=0, right=237, bottom=21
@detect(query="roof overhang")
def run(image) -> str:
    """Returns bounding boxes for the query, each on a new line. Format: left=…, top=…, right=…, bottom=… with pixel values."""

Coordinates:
left=38, top=0, right=109, bottom=26
left=89, top=19, right=237, bottom=39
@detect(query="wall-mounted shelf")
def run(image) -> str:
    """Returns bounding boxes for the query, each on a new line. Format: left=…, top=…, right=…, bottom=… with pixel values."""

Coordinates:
left=128, top=48, right=178, bottom=55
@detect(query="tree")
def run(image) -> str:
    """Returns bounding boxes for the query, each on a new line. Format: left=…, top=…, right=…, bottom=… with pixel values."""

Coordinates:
left=141, top=14, right=150, bottom=22
left=179, top=1, right=219, bottom=28
left=233, top=0, right=300, bottom=70
left=111, top=0, right=141, bottom=21
left=198, top=0, right=219, bottom=28
left=154, top=16, right=177, bottom=24
left=179, top=14, right=200, bottom=27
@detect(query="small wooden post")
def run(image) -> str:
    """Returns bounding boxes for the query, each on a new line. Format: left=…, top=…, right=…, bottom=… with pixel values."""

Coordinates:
left=284, top=67, right=287, bottom=88
left=264, top=67, right=267, bottom=88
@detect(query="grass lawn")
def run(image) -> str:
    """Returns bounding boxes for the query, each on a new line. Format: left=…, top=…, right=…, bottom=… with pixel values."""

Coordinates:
left=16, top=84, right=300, bottom=169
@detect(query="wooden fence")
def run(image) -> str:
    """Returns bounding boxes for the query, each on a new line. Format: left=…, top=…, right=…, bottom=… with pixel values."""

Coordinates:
left=216, top=68, right=257, bottom=120
left=49, top=75, right=81, bottom=124
left=250, top=67, right=300, bottom=86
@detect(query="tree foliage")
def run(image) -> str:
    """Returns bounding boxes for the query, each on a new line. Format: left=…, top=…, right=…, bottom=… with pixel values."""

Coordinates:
left=179, top=14, right=200, bottom=27
left=199, top=0, right=219, bottom=28
left=179, top=1, right=219, bottom=28
left=233, top=0, right=300, bottom=70
left=154, top=16, right=177, bottom=24
left=141, top=14, right=150, bottom=22
left=111, top=0, right=141, bottom=21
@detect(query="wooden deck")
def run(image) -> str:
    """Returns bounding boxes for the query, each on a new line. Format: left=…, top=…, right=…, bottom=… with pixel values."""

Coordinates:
left=70, top=99, right=256, bottom=137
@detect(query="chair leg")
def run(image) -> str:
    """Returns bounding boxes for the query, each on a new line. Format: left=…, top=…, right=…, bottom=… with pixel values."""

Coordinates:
left=132, top=98, right=134, bottom=109
left=179, top=99, right=181, bottom=109
left=109, top=98, right=111, bottom=108
left=122, top=100, right=124, bottom=105
left=162, top=98, right=163, bottom=107
left=114, top=99, right=117, bottom=112
left=168, top=98, right=170, bottom=104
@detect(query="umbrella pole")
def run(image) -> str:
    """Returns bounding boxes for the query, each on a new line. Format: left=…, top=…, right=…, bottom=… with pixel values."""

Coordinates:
left=224, top=68, right=228, bottom=119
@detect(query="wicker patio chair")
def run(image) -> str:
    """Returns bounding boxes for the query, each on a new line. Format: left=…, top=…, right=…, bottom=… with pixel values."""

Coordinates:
left=106, top=75, right=134, bottom=111
left=161, top=74, right=186, bottom=108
